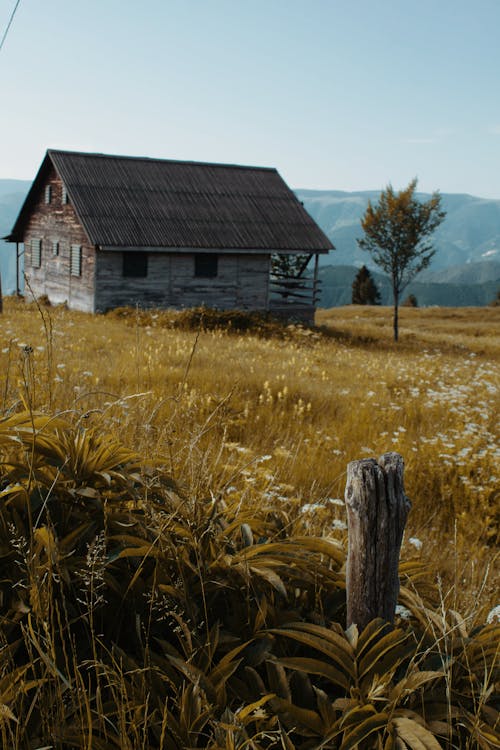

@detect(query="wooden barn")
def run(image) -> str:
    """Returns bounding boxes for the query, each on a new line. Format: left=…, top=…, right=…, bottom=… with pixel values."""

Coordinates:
left=5, top=150, right=333, bottom=320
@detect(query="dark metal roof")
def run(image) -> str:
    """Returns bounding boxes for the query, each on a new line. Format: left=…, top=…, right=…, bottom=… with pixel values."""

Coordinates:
left=6, top=149, right=333, bottom=253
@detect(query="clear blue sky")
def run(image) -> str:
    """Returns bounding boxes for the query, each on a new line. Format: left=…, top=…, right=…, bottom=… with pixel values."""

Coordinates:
left=1, top=0, right=499, bottom=198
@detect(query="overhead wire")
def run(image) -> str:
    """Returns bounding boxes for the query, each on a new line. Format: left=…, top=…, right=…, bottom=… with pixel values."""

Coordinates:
left=0, top=0, right=21, bottom=54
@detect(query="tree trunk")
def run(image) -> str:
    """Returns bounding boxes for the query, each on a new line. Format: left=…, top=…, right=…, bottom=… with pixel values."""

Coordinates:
left=345, top=453, right=411, bottom=630
left=393, top=288, right=399, bottom=342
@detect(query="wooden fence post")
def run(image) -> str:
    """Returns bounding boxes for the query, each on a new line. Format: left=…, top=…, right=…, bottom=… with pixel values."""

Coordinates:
left=345, top=452, right=411, bottom=630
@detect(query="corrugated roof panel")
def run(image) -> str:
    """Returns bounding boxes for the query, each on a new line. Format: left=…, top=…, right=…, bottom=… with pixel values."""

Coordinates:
left=9, top=150, right=333, bottom=252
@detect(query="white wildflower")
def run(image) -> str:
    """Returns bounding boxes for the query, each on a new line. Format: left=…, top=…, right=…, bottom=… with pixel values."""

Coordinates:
left=486, top=605, right=500, bottom=624
left=395, top=605, right=412, bottom=620
left=408, top=537, right=423, bottom=551
left=327, top=498, right=344, bottom=507
left=332, top=519, right=347, bottom=531
left=299, top=503, right=322, bottom=514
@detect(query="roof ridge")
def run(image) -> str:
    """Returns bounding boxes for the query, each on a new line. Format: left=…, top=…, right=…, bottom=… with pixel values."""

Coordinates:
left=47, top=148, right=277, bottom=174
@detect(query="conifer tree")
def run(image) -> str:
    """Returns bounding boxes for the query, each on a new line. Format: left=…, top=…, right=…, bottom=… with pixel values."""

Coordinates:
left=351, top=265, right=381, bottom=305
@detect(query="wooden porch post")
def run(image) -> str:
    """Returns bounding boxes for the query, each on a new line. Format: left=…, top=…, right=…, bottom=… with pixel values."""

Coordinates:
left=313, top=253, right=319, bottom=305
left=16, top=242, right=20, bottom=296
left=345, top=452, right=411, bottom=630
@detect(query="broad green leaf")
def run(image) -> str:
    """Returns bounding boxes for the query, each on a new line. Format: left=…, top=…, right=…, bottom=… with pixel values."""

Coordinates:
left=340, top=711, right=389, bottom=750
left=393, top=717, right=442, bottom=750
left=117, top=545, right=162, bottom=559
left=358, top=629, right=412, bottom=681
left=270, top=625, right=355, bottom=679
left=59, top=521, right=98, bottom=555
left=313, top=686, right=337, bottom=730
left=357, top=618, right=393, bottom=657
left=249, top=565, right=287, bottom=598
left=390, top=671, right=443, bottom=703
left=235, top=694, right=276, bottom=723
left=271, top=697, right=324, bottom=735
left=273, top=621, right=354, bottom=656
left=277, top=656, right=351, bottom=691
left=266, top=660, right=292, bottom=701
left=0, top=703, right=18, bottom=723
left=164, top=655, right=216, bottom=704
left=341, top=704, right=377, bottom=730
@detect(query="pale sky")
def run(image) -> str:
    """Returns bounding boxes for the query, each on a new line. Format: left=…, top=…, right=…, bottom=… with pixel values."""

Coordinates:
left=1, top=0, right=499, bottom=198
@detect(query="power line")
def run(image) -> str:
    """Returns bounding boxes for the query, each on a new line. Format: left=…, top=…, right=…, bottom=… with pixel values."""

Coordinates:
left=0, top=0, right=21, bottom=54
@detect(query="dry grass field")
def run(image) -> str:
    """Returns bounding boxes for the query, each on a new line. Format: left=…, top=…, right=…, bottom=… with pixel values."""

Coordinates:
left=1, top=299, right=498, bottom=611
left=0, top=297, right=498, bottom=748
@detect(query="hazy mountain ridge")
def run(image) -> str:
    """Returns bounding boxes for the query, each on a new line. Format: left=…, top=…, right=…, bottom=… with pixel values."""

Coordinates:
left=1, top=180, right=499, bottom=305
left=297, top=189, right=500, bottom=271
left=0, top=179, right=30, bottom=292
left=299, top=188, right=500, bottom=306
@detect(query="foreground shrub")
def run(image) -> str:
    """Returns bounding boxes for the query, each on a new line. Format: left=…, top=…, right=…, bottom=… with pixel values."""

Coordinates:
left=105, top=305, right=299, bottom=339
left=0, top=410, right=498, bottom=748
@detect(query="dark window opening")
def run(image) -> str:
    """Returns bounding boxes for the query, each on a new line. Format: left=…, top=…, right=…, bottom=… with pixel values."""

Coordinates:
left=52, top=241, right=59, bottom=256
left=62, top=186, right=69, bottom=204
left=123, top=252, right=148, bottom=277
left=194, top=253, right=218, bottom=278
left=45, top=185, right=52, bottom=204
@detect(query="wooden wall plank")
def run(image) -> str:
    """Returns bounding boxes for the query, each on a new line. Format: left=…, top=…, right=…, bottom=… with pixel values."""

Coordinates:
left=22, top=165, right=95, bottom=311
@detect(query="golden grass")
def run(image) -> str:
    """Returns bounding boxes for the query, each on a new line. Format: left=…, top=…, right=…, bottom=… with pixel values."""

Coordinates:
left=317, top=304, right=500, bottom=357
left=1, top=296, right=499, bottom=616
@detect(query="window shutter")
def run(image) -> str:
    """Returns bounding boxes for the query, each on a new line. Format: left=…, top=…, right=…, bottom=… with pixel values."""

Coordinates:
left=31, top=238, right=42, bottom=267
left=70, top=245, right=82, bottom=276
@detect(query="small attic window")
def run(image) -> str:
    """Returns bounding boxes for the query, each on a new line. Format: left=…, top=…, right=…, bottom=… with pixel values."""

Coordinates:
left=52, top=241, right=59, bottom=256
left=45, top=185, right=52, bottom=204
left=194, top=254, right=218, bottom=278
left=62, top=186, right=69, bottom=204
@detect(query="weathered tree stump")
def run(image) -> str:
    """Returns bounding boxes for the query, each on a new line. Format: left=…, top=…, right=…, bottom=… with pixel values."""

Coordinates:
left=345, top=452, right=411, bottom=630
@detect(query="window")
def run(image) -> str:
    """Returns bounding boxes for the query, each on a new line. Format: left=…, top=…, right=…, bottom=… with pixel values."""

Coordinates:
left=52, top=241, right=59, bottom=256
left=45, top=185, right=52, bottom=204
left=31, top=238, right=42, bottom=268
left=194, top=253, right=218, bottom=278
left=70, top=245, right=82, bottom=276
left=62, top=186, right=69, bottom=204
left=123, top=252, right=148, bottom=277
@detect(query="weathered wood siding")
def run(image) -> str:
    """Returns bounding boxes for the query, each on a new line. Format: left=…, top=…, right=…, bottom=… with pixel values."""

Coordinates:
left=94, top=252, right=270, bottom=312
left=22, top=166, right=95, bottom=312
left=21, top=167, right=272, bottom=314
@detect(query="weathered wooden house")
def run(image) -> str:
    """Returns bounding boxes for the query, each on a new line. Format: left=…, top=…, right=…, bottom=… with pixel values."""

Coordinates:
left=6, top=150, right=332, bottom=320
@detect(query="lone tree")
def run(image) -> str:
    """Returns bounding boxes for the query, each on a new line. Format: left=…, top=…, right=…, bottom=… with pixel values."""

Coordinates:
left=357, top=179, right=445, bottom=341
left=351, top=265, right=381, bottom=305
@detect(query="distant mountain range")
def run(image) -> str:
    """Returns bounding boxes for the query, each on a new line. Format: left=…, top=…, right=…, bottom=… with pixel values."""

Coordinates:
left=1, top=180, right=499, bottom=306
left=297, top=189, right=500, bottom=306
left=0, top=180, right=29, bottom=293
left=297, top=189, right=500, bottom=269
